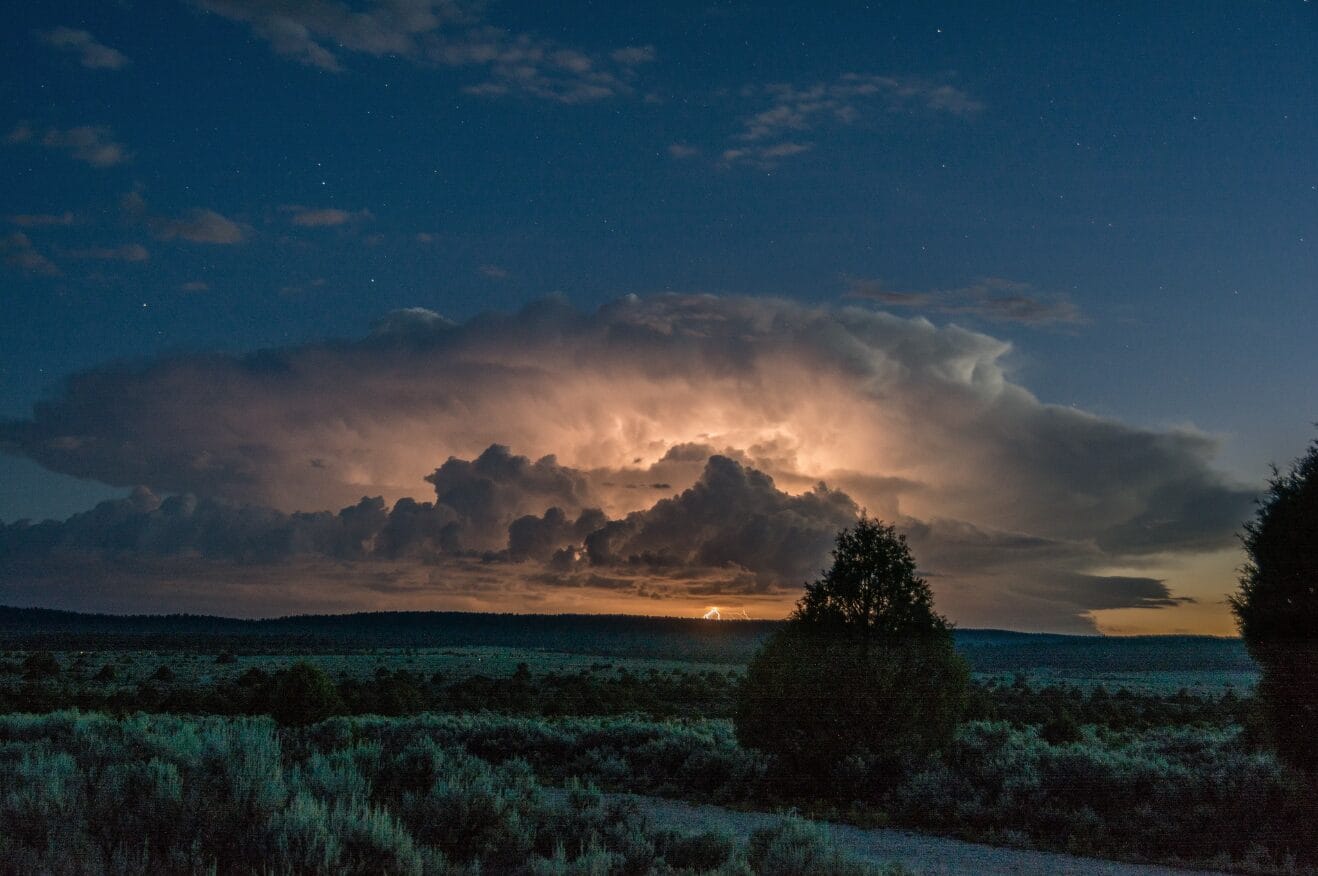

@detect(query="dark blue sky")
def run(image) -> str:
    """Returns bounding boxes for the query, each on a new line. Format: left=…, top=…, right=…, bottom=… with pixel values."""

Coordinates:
left=2, top=1, right=1316, bottom=631
left=2, top=0, right=1316, bottom=518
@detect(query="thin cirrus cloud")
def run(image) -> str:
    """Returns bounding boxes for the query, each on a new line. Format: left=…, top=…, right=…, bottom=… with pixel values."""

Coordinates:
left=39, top=27, right=131, bottom=70
left=5, top=122, right=130, bottom=168
left=717, top=73, right=983, bottom=166
left=0, top=294, right=1254, bottom=631
left=7, top=212, right=78, bottom=228
left=846, top=277, right=1084, bottom=327
left=190, top=0, right=656, bottom=104
left=120, top=192, right=248, bottom=245
left=65, top=243, right=150, bottom=262
left=282, top=205, right=373, bottom=227
left=0, top=232, right=60, bottom=276
left=149, top=208, right=247, bottom=244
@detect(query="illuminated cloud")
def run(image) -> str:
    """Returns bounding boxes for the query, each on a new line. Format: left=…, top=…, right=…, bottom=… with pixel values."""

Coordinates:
left=0, top=294, right=1254, bottom=630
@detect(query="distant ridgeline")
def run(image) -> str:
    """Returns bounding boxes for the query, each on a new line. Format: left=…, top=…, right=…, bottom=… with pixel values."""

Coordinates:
left=0, top=605, right=1254, bottom=672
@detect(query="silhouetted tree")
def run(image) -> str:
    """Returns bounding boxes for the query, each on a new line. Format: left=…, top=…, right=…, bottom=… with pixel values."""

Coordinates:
left=1231, top=435, right=1318, bottom=775
left=735, top=517, right=968, bottom=789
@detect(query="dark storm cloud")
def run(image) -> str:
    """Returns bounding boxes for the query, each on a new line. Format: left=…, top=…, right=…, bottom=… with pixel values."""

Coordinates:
left=1015, top=573, right=1193, bottom=612
left=582, top=455, right=858, bottom=585
left=846, top=277, right=1083, bottom=327
left=0, top=294, right=1255, bottom=628
left=424, top=444, right=595, bottom=550
left=0, top=449, right=862, bottom=610
left=508, top=506, right=607, bottom=562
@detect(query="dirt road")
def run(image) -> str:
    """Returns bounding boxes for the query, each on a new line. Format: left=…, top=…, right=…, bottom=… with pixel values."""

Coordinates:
left=612, top=793, right=1227, bottom=875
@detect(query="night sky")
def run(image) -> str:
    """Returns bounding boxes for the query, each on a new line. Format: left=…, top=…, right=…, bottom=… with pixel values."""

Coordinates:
left=1, top=1, right=1315, bottom=634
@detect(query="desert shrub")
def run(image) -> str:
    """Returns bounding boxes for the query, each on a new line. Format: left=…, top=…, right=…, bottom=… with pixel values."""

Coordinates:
left=1040, top=712, right=1082, bottom=745
left=1, top=707, right=1311, bottom=872
left=747, top=816, right=902, bottom=875
left=22, top=650, right=60, bottom=679
left=656, top=828, right=737, bottom=871
left=885, top=719, right=1316, bottom=866
left=0, top=710, right=806, bottom=874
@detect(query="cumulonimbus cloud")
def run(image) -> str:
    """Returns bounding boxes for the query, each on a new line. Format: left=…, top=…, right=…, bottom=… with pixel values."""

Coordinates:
left=0, top=294, right=1254, bottom=630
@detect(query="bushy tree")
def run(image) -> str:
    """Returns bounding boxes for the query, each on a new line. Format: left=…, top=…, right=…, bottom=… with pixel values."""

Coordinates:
left=269, top=661, right=346, bottom=726
left=736, top=517, right=968, bottom=787
left=1230, top=435, right=1318, bottom=775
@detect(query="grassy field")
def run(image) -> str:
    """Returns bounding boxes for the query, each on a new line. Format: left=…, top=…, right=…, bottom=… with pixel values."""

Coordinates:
left=2, top=607, right=1306, bottom=874
left=8, top=645, right=739, bottom=687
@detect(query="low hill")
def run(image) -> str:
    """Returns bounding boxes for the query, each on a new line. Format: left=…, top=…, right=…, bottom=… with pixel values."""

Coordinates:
left=0, top=605, right=1253, bottom=674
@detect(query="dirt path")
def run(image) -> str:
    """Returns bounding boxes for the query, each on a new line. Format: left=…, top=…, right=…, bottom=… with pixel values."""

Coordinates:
left=607, top=793, right=1227, bottom=875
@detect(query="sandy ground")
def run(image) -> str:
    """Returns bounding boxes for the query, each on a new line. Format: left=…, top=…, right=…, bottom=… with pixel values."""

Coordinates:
left=605, top=793, right=1228, bottom=875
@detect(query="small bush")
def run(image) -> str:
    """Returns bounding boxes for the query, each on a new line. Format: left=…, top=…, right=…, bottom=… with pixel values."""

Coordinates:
left=747, top=816, right=899, bottom=875
left=22, top=651, right=60, bottom=679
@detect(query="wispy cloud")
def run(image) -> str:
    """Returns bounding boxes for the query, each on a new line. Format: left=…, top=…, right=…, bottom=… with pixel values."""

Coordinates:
left=150, top=208, right=247, bottom=244
left=610, top=46, right=656, bottom=66
left=479, top=264, right=509, bottom=280
left=281, top=205, right=373, bottom=227
left=714, top=73, right=981, bottom=166
left=846, top=277, right=1084, bottom=327
left=65, top=243, right=150, bottom=262
left=6, top=212, right=77, bottom=228
left=5, top=122, right=131, bottom=168
left=191, top=0, right=655, bottom=104
left=0, top=232, right=60, bottom=276
left=39, top=27, right=130, bottom=70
